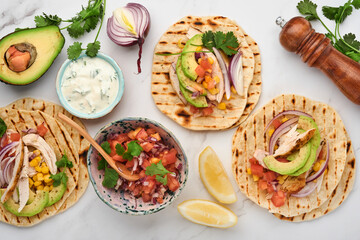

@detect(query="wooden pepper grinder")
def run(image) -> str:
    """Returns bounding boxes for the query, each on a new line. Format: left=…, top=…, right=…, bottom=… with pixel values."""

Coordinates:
left=276, top=16, right=360, bottom=105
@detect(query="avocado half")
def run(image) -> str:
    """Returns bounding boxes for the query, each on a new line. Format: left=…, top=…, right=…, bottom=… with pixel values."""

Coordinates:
left=0, top=26, right=65, bottom=85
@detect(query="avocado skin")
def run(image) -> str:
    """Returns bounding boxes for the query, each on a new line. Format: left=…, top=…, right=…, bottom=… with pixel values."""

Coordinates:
left=0, top=190, right=49, bottom=217
left=179, top=84, right=208, bottom=108
left=176, top=56, right=206, bottom=95
left=181, top=34, right=203, bottom=80
left=0, top=26, right=65, bottom=85
left=290, top=116, right=321, bottom=176
left=46, top=183, right=66, bottom=207
left=264, top=142, right=311, bottom=175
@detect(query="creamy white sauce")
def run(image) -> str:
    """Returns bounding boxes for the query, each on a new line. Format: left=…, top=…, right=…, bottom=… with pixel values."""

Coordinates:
left=61, top=56, right=119, bottom=115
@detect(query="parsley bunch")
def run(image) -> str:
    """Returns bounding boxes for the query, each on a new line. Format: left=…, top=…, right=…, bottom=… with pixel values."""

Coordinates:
left=33, top=0, right=106, bottom=60
left=50, top=152, right=73, bottom=187
left=297, top=0, right=360, bottom=61
left=202, top=31, right=239, bottom=56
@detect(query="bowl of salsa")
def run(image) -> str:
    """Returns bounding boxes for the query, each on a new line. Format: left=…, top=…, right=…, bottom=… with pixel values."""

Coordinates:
left=87, top=117, right=188, bottom=215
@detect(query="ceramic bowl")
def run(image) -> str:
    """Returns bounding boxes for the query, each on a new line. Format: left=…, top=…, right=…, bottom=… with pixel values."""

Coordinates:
left=87, top=117, right=188, bottom=215
left=55, top=52, right=124, bottom=119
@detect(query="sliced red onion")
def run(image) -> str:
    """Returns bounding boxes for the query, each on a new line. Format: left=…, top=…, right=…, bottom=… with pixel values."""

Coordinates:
left=195, top=52, right=204, bottom=60
left=306, top=140, right=329, bottom=183
left=212, top=47, right=231, bottom=100
left=228, top=51, right=244, bottom=96
left=291, top=181, right=318, bottom=198
left=107, top=3, right=150, bottom=73
left=0, top=141, right=19, bottom=161
left=264, top=110, right=314, bottom=134
left=146, top=137, right=158, bottom=142
left=132, top=158, right=138, bottom=173
left=268, top=118, right=299, bottom=155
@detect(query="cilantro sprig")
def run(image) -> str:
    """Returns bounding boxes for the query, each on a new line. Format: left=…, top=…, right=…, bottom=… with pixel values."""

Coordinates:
left=97, top=141, right=119, bottom=188
left=50, top=152, right=73, bottom=187
left=33, top=0, right=106, bottom=60
left=202, top=31, right=239, bottom=56
left=115, top=141, right=143, bottom=161
left=145, top=160, right=172, bottom=185
left=297, top=0, right=360, bottom=61
left=0, top=118, right=7, bottom=138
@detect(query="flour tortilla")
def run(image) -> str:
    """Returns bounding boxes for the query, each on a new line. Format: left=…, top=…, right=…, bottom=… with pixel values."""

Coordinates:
left=6, top=98, right=89, bottom=214
left=0, top=109, right=79, bottom=227
left=151, top=16, right=255, bottom=130
left=231, top=94, right=348, bottom=217
left=273, top=133, right=355, bottom=221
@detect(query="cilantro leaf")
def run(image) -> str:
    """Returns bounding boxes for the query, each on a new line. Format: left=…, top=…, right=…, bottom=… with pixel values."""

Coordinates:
left=101, top=141, right=111, bottom=154
left=217, top=31, right=239, bottom=55
left=50, top=172, right=68, bottom=187
left=343, top=33, right=360, bottom=50
left=322, top=6, right=339, bottom=20
left=202, top=31, right=215, bottom=50
left=67, top=42, right=83, bottom=60
left=0, top=118, right=7, bottom=138
left=97, top=158, right=107, bottom=170
left=102, top=167, right=119, bottom=188
left=56, top=152, right=73, bottom=168
left=86, top=41, right=101, bottom=57
left=115, top=143, right=125, bottom=156
left=67, top=21, right=85, bottom=38
left=83, top=16, right=100, bottom=32
left=353, top=0, right=360, bottom=9
left=156, top=175, right=168, bottom=185
left=146, top=160, right=171, bottom=177
left=35, top=13, right=62, bottom=27
left=297, top=0, right=319, bottom=21
left=214, top=32, right=226, bottom=50
left=127, top=141, right=143, bottom=158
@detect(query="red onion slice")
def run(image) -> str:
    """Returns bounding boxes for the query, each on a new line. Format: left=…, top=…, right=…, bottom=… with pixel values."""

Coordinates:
left=268, top=118, right=299, bottom=155
left=306, top=140, right=330, bottom=183
left=212, top=47, right=231, bottom=100
left=228, top=51, right=244, bottom=96
left=264, top=110, right=313, bottom=134
left=291, top=181, right=318, bottom=198
left=0, top=141, right=19, bottom=161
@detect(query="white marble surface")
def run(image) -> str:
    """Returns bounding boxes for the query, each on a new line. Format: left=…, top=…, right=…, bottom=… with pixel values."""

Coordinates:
left=1, top=0, right=359, bottom=239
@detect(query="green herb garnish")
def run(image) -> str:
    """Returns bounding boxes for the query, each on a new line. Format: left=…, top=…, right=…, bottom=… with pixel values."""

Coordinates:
left=50, top=152, right=73, bottom=187
left=145, top=160, right=172, bottom=185
left=97, top=141, right=111, bottom=170
left=102, top=167, right=119, bottom=188
left=115, top=141, right=143, bottom=161
left=202, top=31, right=239, bottom=56
left=0, top=118, right=7, bottom=138
left=297, top=0, right=360, bottom=61
left=33, top=0, right=106, bottom=60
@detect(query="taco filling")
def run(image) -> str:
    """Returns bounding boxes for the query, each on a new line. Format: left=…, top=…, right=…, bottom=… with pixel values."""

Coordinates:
left=167, top=28, right=244, bottom=117
left=247, top=111, right=329, bottom=207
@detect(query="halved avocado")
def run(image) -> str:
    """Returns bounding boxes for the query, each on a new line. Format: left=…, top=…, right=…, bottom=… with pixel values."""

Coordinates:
left=46, top=183, right=66, bottom=207
left=0, top=189, right=49, bottom=217
left=181, top=34, right=203, bottom=80
left=0, top=26, right=65, bottom=85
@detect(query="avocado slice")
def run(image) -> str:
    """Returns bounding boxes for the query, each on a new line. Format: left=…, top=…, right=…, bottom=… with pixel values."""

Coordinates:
left=176, top=56, right=206, bottom=95
left=180, top=84, right=208, bottom=108
left=290, top=116, right=321, bottom=176
left=181, top=34, right=203, bottom=80
left=46, top=183, right=66, bottom=207
left=0, top=26, right=65, bottom=85
left=0, top=189, right=49, bottom=217
left=264, top=142, right=311, bottom=175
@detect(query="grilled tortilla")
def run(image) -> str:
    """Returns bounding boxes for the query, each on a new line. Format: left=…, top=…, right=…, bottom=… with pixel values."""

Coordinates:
left=151, top=16, right=258, bottom=130
left=231, top=94, right=348, bottom=217
left=6, top=98, right=89, bottom=214
left=0, top=109, right=79, bottom=227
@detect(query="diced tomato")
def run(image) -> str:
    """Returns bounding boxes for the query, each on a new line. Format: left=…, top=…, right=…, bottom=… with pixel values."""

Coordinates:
left=166, top=163, right=178, bottom=173
left=116, top=133, right=130, bottom=144
left=157, top=197, right=164, bottom=204
left=272, top=119, right=282, bottom=129
left=318, top=148, right=325, bottom=160
left=142, top=193, right=152, bottom=202
left=195, top=65, right=206, bottom=78
left=258, top=179, right=268, bottom=190
left=143, top=179, right=156, bottom=194
left=162, top=148, right=177, bottom=166
left=141, top=159, right=151, bottom=169
left=128, top=128, right=142, bottom=140
left=263, top=171, right=277, bottom=182
left=249, top=157, right=258, bottom=165
left=276, top=158, right=289, bottom=163
left=150, top=133, right=161, bottom=141
left=112, top=154, right=126, bottom=162
left=200, top=58, right=212, bottom=70
left=132, top=185, right=142, bottom=197
left=267, top=184, right=275, bottom=194
left=127, top=182, right=136, bottom=192
left=271, top=190, right=286, bottom=207
left=136, top=128, right=148, bottom=140
left=190, top=105, right=200, bottom=114
left=146, top=128, right=157, bottom=135
left=202, top=107, right=213, bottom=116
left=125, top=160, right=134, bottom=169
left=139, top=170, right=147, bottom=179
left=9, top=133, right=20, bottom=142
left=250, top=163, right=264, bottom=177
left=167, top=174, right=180, bottom=192
left=37, top=123, right=48, bottom=137
left=141, top=142, right=154, bottom=152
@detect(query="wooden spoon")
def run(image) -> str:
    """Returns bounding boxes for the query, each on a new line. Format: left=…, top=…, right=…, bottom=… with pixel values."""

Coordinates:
left=58, top=113, right=139, bottom=181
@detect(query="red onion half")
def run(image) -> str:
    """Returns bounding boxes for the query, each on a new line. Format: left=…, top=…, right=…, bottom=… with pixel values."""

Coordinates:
left=107, top=3, right=150, bottom=73
left=212, top=47, right=231, bottom=100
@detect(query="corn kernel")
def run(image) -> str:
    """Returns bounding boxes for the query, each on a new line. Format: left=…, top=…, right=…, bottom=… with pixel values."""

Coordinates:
left=37, top=173, right=44, bottom=181
left=202, top=82, right=208, bottom=89
left=33, top=150, right=41, bottom=156
left=209, top=88, right=219, bottom=95
left=277, top=175, right=288, bottom=184
left=29, top=159, right=38, bottom=167
left=177, top=39, right=184, bottom=49
left=35, top=166, right=42, bottom=172
left=208, top=57, right=214, bottom=64
left=247, top=168, right=252, bottom=175
left=282, top=117, right=289, bottom=123
left=320, top=160, right=326, bottom=165
left=49, top=185, right=53, bottom=191
left=41, top=162, right=47, bottom=168
left=313, top=162, right=321, bottom=172
left=205, top=69, right=212, bottom=73
left=198, top=58, right=202, bottom=64
left=43, top=186, right=50, bottom=192
left=217, top=102, right=226, bottom=110
left=205, top=75, right=212, bottom=82
left=253, top=175, right=259, bottom=181
left=196, top=46, right=202, bottom=52
left=29, top=178, right=34, bottom=188
left=214, top=76, right=220, bottom=83
left=34, top=181, right=42, bottom=187
left=37, top=185, right=44, bottom=191
left=324, top=168, right=328, bottom=175
left=41, top=166, right=49, bottom=174
left=268, top=128, right=275, bottom=137
left=33, top=156, right=41, bottom=163
left=274, top=145, right=279, bottom=151
left=150, top=157, right=160, bottom=164
left=231, top=86, right=237, bottom=94
left=44, top=174, right=52, bottom=183
left=32, top=175, right=38, bottom=182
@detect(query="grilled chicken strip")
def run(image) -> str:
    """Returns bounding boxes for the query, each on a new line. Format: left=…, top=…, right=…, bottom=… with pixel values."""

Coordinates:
left=18, top=146, right=30, bottom=212
left=280, top=174, right=306, bottom=195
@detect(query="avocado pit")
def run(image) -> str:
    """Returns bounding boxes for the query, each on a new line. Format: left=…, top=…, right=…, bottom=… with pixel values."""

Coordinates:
left=5, top=42, right=37, bottom=72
